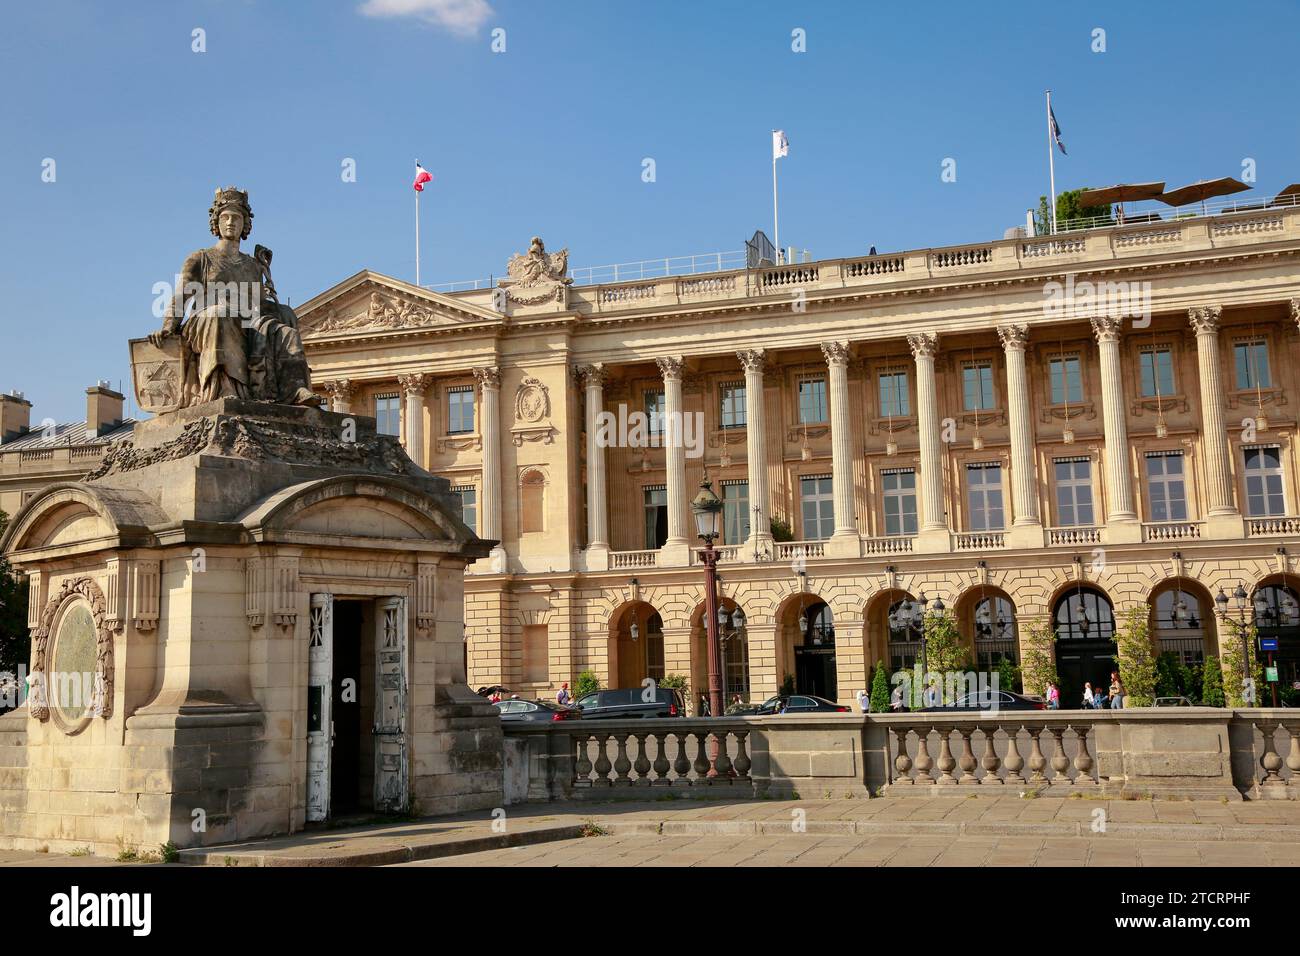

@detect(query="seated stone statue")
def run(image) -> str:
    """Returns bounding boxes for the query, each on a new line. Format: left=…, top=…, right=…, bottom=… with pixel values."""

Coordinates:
left=150, top=187, right=319, bottom=407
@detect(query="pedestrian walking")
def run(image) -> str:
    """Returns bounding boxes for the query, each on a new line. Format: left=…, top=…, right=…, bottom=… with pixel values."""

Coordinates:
left=890, top=683, right=905, bottom=712
left=856, top=688, right=869, bottom=713
left=556, top=682, right=573, bottom=706
left=1109, top=671, right=1126, bottom=709
left=1046, top=681, right=1060, bottom=709
left=1082, top=682, right=1094, bottom=709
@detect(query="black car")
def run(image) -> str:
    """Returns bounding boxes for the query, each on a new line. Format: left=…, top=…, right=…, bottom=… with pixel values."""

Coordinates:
left=493, top=698, right=581, bottom=723
left=755, top=694, right=851, bottom=715
left=573, top=686, right=685, bottom=719
left=917, top=690, right=1046, bottom=713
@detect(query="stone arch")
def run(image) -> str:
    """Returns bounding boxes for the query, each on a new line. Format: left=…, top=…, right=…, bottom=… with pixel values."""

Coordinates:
left=953, top=583, right=1020, bottom=670
left=687, top=592, right=751, bottom=710
left=1, top=482, right=165, bottom=557
left=607, top=598, right=664, bottom=689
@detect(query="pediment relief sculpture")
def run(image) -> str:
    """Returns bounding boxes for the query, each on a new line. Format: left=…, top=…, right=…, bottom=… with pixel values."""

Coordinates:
left=302, top=289, right=459, bottom=336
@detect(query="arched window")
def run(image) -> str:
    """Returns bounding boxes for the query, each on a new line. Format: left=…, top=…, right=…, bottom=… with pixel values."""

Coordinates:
left=722, top=608, right=749, bottom=697
left=1054, top=588, right=1115, bottom=641
left=1154, top=586, right=1205, bottom=665
left=802, top=601, right=834, bottom=646
left=886, top=594, right=922, bottom=671
left=520, top=470, right=545, bottom=533
left=973, top=595, right=1018, bottom=670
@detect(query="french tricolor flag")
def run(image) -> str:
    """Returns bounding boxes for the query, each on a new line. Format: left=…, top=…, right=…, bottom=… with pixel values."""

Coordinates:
left=412, top=161, right=433, bottom=192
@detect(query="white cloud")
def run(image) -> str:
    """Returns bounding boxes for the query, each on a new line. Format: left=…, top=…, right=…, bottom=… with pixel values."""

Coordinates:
left=358, top=0, right=495, bottom=38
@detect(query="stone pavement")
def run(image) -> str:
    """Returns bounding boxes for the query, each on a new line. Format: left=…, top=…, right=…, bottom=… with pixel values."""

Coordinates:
left=5, top=795, right=1300, bottom=866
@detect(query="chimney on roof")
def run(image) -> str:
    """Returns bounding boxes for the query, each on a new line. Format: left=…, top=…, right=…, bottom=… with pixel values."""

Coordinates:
left=86, top=382, right=124, bottom=439
left=0, top=390, right=31, bottom=444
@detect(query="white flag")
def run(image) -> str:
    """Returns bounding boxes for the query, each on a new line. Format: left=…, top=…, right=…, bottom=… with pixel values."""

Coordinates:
left=772, top=129, right=789, bottom=160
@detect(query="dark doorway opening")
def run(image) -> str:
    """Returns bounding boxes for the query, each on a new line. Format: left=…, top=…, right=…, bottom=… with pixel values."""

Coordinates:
left=795, top=601, right=837, bottom=699
left=331, top=600, right=364, bottom=816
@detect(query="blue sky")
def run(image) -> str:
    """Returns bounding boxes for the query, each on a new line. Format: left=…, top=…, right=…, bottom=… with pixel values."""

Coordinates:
left=2, top=0, right=1297, bottom=424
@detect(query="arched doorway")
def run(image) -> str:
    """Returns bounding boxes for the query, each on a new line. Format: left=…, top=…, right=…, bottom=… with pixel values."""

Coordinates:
left=690, top=597, right=750, bottom=710
left=969, top=591, right=1018, bottom=675
left=1053, top=586, right=1116, bottom=706
left=790, top=597, right=835, bottom=699
left=1252, top=581, right=1300, bottom=693
left=612, top=601, right=664, bottom=689
left=1151, top=580, right=1210, bottom=666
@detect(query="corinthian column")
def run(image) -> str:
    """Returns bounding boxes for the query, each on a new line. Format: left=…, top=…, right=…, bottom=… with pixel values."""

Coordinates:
left=473, top=366, right=506, bottom=570
left=909, top=332, right=951, bottom=552
left=574, top=363, right=610, bottom=563
left=656, top=356, right=690, bottom=566
left=397, top=373, right=430, bottom=466
left=820, top=341, right=860, bottom=557
left=998, top=325, right=1043, bottom=546
left=1090, top=317, right=1139, bottom=540
left=1190, top=305, right=1245, bottom=538
left=737, top=349, right=772, bottom=553
left=325, top=379, right=355, bottom=414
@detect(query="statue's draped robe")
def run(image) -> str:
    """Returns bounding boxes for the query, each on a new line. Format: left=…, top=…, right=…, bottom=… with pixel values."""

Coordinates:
left=169, top=247, right=311, bottom=405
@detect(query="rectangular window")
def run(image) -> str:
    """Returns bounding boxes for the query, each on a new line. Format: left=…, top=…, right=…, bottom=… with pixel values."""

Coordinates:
left=962, top=362, right=995, bottom=411
left=447, top=386, right=475, bottom=434
left=1053, top=458, right=1094, bottom=527
left=1138, top=348, right=1175, bottom=398
left=966, top=462, right=1005, bottom=531
left=1243, top=446, right=1286, bottom=517
left=720, top=381, right=746, bottom=429
left=522, top=624, right=549, bottom=684
left=879, top=371, right=910, bottom=418
left=375, top=393, right=401, bottom=437
left=644, top=389, right=665, bottom=437
left=798, top=377, right=828, bottom=424
left=643, top=485, right=668, bottom=549
left=1235, top=340, right=1271, bottom=390
left=1146, top=451, right=1188, bottom=522
left=799, top=475, right=835, bottom=541
left=452, top=485, right=477, bottom=533
left=1048, top=356, right=1083, bottom=405
left=722, top=480, right=750, bottom=545
left=881, top=468, right=918, bottom=536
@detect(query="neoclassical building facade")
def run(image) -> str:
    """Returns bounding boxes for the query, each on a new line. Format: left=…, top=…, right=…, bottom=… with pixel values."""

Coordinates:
left=295, top=210, right=1300, bottom=708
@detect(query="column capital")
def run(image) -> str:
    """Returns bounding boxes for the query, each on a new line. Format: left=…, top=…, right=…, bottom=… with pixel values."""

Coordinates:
left=1089, top=315, right=1123, bottom=344
left=906, top=332, right=939, bottom=359
left=397, top=372, right=431, bottom=397
left=655, top=355, right=685, bottom=381
left=573, top=363, right=607, bottom=389
left=1188, top=305, right=1224, bottom=335
left=996, top=324, right=1029, bottom=351
left=323, top=379, right=355, bottom=401
left=736, top=348, right=767, bottom=373
left=1291, top=298, right=1300, bottom=331
left=820, top=341, right=850, bottom=367
left=472, top=366, right=501, bottom=390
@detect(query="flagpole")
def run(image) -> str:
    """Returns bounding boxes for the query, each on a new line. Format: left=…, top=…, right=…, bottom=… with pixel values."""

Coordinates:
left=772, top=148, right=780, bottom=263
left=415, top=186, right=421, bottom=286
left=1046, top=90, right=1057, bottom=236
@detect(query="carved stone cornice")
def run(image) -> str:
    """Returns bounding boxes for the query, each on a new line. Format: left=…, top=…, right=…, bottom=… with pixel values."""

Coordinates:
left=996, top=324, right=1029, bottom=351
left=655, top=356, right=685, bottom=381
left=472, top=367, right=501, bottom=390
left=736, top=348, right=767, bottom=374
left=820, top=341, right=850, bottom=367
left=1188, top=305, right=1223, bottom=335
left=906, top=332, right=939, bottom=359
left=1090, top=315, right=1123, bottom=344
left=398, top=373, right=431, bottom=397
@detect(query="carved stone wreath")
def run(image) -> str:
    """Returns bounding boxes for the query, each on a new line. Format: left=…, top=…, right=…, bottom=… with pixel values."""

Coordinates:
left=514, top=377, right=551, bottom=424
left=29, top=576, right=114, bottom=723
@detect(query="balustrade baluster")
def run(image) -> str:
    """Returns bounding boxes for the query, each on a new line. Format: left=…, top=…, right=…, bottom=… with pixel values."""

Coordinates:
left=592, top=733, right=613, bottom=787
left=935, top=727, right=958, bottom=785
left=712, top=731, right=733, bottom=780
left=980, top=726, right=1003, bottom=784
left=1071, top=726, right=1096, bottom=786
left=1048, top=727, right=1071, bottom=785
left=892, top=727, right=915, bottom=785
left=633, top=732, right=652, bottom=785
left=1258, top=721, right=1286, bottom=791
left=1001, top=726, right=1025, bottom=785
left=1285, top=723, right=1300, bottom=793
left=574, top=732, right=593, bottom=786
left=914, top=730, right=936, bottom=785
left=693, top=732, right=710, bottom=779
left=673, top=732, right=692, bottom=784
left=613, top=733, right=633, bottom=785
left=652, top=732, right=672, bottom=785
left=1027, top=726, right=1047, bottom=785
left=957, top=727, right=979, bottom=784
left=733, top=731, right=752, bottom=778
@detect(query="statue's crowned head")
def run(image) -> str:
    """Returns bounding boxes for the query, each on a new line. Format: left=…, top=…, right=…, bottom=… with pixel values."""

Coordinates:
left=209, top=186, right=254, bottom=240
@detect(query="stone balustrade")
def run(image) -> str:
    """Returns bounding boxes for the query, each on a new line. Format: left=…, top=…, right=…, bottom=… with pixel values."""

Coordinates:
left=501, top=709, right=1300, bottom=805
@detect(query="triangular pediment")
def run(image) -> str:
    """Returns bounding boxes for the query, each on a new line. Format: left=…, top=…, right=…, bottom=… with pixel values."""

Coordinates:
left=296, top=270, right=502, bottom=338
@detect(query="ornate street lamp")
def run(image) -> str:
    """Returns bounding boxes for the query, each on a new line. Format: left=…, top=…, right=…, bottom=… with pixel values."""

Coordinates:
left=1216, top=582, right=1259, bottom=704
left=691, top=475, right=726, bottom=718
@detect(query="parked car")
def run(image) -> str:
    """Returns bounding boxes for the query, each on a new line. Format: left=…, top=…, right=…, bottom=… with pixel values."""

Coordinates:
left=917, top=690, right=1046, bottom=712
left=755, top=694, right=851, bottom=715
left=573, top=686, right=685, bottom=718
left=1154, top=696, right=1193, bottom=707
left=494, top=699, right=581, bottom=722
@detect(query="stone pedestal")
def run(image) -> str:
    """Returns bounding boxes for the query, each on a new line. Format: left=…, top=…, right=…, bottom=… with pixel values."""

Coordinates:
left=0, top=399, right=501, bottom=856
